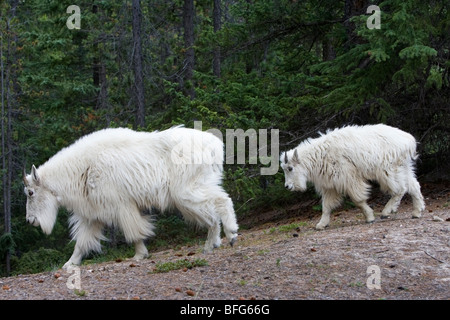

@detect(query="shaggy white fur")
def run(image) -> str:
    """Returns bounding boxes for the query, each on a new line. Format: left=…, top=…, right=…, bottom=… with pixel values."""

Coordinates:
left=281, top=124, right=425, bottom=230
left=23, top=127, right=238, bottom=268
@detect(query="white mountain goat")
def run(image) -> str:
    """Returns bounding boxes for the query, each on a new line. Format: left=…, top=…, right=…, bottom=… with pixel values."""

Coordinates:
left=281, top=124, right=425, bottom=230
left=23, top=127, right=238, bottom=268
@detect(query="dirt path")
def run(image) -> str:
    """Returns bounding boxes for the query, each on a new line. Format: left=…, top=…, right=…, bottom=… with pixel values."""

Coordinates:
left=1, top=193, right=449, bottom=300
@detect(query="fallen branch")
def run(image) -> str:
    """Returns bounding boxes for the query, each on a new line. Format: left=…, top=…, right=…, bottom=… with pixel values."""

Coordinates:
left=424, top=251, right=444, bottom=264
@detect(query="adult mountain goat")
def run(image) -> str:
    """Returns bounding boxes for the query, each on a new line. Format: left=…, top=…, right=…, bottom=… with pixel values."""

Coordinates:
left=23, top=127, right=238, bottom=268
left=281, top=124, right=425, bottom=230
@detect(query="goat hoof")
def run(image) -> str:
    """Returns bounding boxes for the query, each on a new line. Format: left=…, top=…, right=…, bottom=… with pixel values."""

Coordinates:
left=229, top=236, right=237, bottom=247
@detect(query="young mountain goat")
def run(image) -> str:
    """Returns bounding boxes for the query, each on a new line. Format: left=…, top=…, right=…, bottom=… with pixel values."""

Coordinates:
left=281, top=124, right=425, bottom=230
left=23, top=127, right=238, bottom=268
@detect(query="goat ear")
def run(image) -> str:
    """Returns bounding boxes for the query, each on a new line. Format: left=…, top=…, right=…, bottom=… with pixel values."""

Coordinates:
left=31, top=165, right=40, bottom=185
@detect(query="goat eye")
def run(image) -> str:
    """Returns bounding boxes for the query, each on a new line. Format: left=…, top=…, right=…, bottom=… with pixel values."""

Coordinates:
left=288, top=166, right=293, bottom=172
left=28, top=190, right=34, bottom=197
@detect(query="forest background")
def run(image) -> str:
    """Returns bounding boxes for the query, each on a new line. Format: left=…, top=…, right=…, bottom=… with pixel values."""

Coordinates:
left=0, top=0, right=449, bottom=276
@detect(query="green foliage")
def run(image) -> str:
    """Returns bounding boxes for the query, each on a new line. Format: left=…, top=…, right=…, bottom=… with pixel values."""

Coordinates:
left=0, top=233, right=16, bottom=256
left=149, top=214, right=207, bottom=250
left=270, top=222, right=308, bottom=234
left=12, top=247, right=66, bottom=275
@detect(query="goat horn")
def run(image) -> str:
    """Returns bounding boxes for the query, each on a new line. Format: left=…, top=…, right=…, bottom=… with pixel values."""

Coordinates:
left=284, top=151, right=288, bottom=164
left=22, top=167, right=28, bottom=186
left=293, top=149, right=299, bottom=161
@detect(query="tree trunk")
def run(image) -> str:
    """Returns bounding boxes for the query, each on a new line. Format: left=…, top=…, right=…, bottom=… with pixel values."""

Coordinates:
left=132, top=0, right=145, bottom=128
left=343, top=0, right=369, bottom=46
left=1, top=29, right=8, bottom=276
left=99, top=63, right=110, bottom=126
left=183, top=0, right=195, bottom=99
left=322, top=37, right=336, bottom=61
left=1, top=0, right=18, bottom=276
left=213, top=0, right=221, bottom=78
left=4, top=69, right=12, bottom=277
left=91, top=5, right=111, bottom=126
left=92, top=4, right=100, bottom=88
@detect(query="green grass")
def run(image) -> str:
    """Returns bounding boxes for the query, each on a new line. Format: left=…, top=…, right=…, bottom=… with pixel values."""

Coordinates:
left=268, top=222, right=308, bottom=234
left=73, top=289, right=86, bottom=297
left=151, top=258, right=208, bottom=273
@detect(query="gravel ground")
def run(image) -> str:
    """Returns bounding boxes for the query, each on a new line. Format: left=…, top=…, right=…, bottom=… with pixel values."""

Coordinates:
left=1, top=192, right=449, bottom=300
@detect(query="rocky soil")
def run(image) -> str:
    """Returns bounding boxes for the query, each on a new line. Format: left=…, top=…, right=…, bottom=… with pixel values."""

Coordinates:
left=1, top=183, right=449, bottom=300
